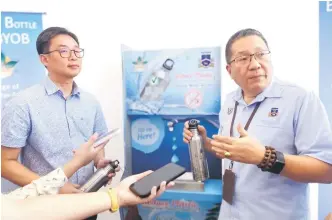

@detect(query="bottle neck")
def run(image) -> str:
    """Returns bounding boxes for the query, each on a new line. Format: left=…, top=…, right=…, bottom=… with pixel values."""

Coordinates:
left=189, top=128, right=199, bottom=136
left=102, top=163, right=114, bottom=173
left=162, top=68, right=170, bottom=74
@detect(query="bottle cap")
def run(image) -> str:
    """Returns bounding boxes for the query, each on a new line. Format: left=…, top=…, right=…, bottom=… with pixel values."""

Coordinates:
left=110, top=160, right=120, bottom=169
left=188, top=119, right=199, bottom=129
left=162, top=59, right=174, bottom=70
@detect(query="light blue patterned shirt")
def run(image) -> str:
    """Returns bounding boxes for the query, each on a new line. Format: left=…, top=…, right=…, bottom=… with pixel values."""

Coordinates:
left=1, top=76, right=108, bottom=185
left=218, top=77, right=332, bottom=220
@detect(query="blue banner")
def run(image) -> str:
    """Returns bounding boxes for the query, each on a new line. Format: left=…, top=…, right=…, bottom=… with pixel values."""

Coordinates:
left=1, top=12, right=45, bottom=106
left=130, top=115, right=221, bottom=179
left=137, top=179, right=221, bottom=220
left=1, top=12, right=44, bottom=193
left=319, top=2, right=332, bottom=220
left=122, top=47, right=221, bottom=115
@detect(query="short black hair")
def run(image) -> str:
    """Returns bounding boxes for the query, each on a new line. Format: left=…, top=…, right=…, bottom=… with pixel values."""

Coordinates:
left=36, top=27, right=79, bottom=55
left=225, top=28, right=269, bottom=64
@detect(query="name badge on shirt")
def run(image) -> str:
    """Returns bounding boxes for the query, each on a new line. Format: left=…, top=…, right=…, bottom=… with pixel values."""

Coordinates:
left=222, top=169, right=236, bottom=205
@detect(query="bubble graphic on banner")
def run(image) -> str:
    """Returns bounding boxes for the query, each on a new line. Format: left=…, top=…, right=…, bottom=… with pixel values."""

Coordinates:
left=172, top=144, right=177, bottom=151
left=131, top=117, right=165, bottom=153
left=171, top=154, right=179, bottom=163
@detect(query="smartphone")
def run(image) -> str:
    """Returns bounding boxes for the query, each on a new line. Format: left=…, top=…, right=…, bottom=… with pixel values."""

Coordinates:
left=130, top=163, right=186, bottom=198
left=92, top=128, right=121, bottom=148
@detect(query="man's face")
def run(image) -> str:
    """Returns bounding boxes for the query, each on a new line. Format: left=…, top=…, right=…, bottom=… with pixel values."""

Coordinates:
left=226, top=35, right=272, bottom=96
left=40, top=34, right=83, bottom=79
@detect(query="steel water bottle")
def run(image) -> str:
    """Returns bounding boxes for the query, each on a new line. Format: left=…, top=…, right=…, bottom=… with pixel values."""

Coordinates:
left=79, top=160, right=120, bottom=192
left=188, top=119, right=209, bottom=182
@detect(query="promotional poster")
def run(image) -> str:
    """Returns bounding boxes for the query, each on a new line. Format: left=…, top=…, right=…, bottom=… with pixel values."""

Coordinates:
left=121, top=46, right=223, bottom=219
left=138, top=180, right=222, bottom=220
left=123, top=47, right=221, bottom=115
left=1, top=11, right=45, bottom=193
left=1, top=12, right=45, bottom=106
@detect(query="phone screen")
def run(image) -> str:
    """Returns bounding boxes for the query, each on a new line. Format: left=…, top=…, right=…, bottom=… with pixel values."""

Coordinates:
left=130, top=163, right=186, bottom=198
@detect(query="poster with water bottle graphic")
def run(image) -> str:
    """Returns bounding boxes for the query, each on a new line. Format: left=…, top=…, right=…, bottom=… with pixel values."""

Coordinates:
left=122, top=47, right=221, bottom=115
left=121, top=45, right=222, bottom=220
left=318, top=2, right=332, bottom=220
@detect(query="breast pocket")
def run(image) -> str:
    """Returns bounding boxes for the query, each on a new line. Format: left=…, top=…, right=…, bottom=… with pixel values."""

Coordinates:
left=253, top=118, right=295, bottom=154
left=70, top=109, right=96, bottom=140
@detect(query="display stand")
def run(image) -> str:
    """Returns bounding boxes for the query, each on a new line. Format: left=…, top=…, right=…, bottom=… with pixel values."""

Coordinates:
left=121, top=46, right=222, bottom=220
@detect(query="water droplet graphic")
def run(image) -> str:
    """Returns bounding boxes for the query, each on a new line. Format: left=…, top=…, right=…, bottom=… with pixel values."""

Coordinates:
left=171, top=154, right=179, bottom=163
left=172, top=144, right=177, bottom=151
left=172, top=137, right=176, bottom=142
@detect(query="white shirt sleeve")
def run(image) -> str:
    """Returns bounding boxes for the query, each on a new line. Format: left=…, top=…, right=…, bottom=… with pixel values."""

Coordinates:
left=4, top=167, right=68, bottom=199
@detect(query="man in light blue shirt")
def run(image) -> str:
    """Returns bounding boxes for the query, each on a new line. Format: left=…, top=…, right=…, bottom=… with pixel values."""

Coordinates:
left=1, top=27, right=112, bottom=202
left=183, top=28, right=332, bottom=219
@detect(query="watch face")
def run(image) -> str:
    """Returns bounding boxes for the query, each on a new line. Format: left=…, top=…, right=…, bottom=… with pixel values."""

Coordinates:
left=272, top=151, right=285, bottom=174
left=275, top=161, right=285, bottom=169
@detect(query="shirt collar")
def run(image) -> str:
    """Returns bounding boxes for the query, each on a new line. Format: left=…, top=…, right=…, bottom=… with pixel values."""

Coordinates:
left=44, top=76, right=81, bottom=96
left=232, top=77, right=282, bottom=104
left=72, top=81, right=80, bottom=96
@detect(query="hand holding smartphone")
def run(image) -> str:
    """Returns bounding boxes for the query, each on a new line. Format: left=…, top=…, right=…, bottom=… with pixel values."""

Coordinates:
left=129, top=163, right=186, bottom=198
left=93, top=128, right=121, bottom=148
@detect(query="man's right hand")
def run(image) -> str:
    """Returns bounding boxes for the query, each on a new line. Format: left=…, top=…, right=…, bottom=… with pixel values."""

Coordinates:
left=59, top=182, right=82, bottom=194
left=183, top=121, right=207, bottom=144
left=72, top=133, right=106, bottom=167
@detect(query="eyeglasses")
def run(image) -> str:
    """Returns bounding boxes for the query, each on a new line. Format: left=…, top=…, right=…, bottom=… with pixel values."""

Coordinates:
left=229, top=50, right=271, bottom=66
left=43, top=48, right=84, bottom=58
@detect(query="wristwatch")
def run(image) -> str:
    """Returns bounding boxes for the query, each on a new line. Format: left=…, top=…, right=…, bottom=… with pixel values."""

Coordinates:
left=268, top=151, right=285, bottom=174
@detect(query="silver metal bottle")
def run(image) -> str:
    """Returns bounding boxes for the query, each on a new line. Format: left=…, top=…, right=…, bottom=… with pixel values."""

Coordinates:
left=188, top=119, right=209, bottom=182
left=79, top=160, right=120, bottom=192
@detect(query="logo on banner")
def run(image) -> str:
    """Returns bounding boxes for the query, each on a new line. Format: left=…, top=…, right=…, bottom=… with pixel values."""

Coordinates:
left=199, top=52, right=214, bottom=68
left=227, top=107, right=234, bottom=115
left=133, top=56, right=148, bottom=72
left=1, top=52, right=18, bottom=79
left=184, top=89, right=203, bottom=109
left=268, top=108, right=279, bottom=117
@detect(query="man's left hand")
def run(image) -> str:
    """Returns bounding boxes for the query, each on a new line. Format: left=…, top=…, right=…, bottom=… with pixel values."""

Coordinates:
left=210, top=124, right=265, bottom=165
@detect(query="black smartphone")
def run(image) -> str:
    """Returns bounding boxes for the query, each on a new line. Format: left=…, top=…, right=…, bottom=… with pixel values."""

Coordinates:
left=130, top=163, right=186, bottom=198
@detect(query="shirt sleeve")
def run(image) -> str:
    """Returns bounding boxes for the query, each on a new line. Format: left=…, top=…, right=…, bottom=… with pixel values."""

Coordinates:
left=1, top=97, right=31, bottom=148
left=93, top=101, right=108, bottom=135
left=4, top=168, right=68, bottom=199
left=294, top=90, right=332, bottom=165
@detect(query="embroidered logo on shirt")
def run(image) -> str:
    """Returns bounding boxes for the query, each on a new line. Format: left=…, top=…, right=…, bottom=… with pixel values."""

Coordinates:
left=227, top=108, right=234, bottom=115
left=268, top=108, right=279, bottom=117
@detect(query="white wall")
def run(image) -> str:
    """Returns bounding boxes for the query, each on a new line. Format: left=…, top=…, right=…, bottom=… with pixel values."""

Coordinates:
left=1, top=0, right=324, bottom=219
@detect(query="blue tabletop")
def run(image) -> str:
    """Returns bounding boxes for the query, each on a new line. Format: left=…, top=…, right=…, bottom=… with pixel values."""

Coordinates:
left=158, top=179, right=222, bottom=202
